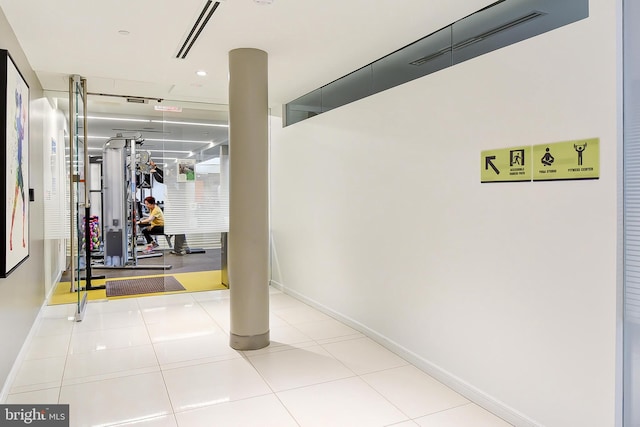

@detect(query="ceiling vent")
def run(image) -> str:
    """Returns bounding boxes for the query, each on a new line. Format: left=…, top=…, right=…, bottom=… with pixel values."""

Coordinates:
left=176, top=0, right=221, bottom=59
left=410, top=11, right=545, bottom=66
left=409, top=48, right=450, bottom=67
left=452, top=11, right=546, bottom=50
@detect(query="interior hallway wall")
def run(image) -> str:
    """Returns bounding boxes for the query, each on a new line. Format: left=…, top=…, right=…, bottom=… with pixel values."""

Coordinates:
left=42, top=102, right=67, bottom=298
left=270, top=1, right=620, bottom=425
left=0, top=8, right=48, bottom=394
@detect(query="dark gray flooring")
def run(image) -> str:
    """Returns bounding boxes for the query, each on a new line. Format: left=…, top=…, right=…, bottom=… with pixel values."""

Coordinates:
left=64, top=248, right=223, bottom=281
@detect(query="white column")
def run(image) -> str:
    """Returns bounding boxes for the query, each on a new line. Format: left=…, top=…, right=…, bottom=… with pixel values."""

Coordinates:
left=228, top=48, right=270, bottom=350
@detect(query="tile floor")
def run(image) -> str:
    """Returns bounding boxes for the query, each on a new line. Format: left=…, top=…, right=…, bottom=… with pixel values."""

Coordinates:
left=2, top=288, right=512, bottom=427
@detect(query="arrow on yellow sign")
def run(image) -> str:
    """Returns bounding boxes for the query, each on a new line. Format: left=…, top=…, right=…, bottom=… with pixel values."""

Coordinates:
left=485, top=156, right=499, bottom=175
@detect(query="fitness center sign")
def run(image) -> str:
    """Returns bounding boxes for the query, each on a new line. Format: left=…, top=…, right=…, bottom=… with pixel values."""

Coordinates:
left=481, top=137, right=600, bottom=183
left=0, top=405, right=68, bottom=426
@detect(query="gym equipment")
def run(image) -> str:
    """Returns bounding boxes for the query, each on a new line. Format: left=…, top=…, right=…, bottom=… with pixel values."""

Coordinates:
left=99, top=133, right=170, bottom=270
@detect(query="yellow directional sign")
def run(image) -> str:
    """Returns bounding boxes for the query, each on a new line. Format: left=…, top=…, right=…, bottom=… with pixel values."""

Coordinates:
left=481, top=146, right=531, bottom=183
left=532, top=138, right=599, bottom=181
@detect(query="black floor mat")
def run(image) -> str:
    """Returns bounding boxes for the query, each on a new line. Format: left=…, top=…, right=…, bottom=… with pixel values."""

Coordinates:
left=106, top=276, right=185, bottom=297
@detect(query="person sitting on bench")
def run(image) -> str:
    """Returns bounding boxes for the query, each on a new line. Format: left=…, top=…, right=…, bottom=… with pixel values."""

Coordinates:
left=148, top=160, right=190, bottom=256
left=137, top=196, right=164, bottom=253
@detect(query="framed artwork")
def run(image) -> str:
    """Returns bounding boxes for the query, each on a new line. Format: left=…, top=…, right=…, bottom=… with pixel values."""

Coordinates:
left=0, top=49, right=29, bottom=277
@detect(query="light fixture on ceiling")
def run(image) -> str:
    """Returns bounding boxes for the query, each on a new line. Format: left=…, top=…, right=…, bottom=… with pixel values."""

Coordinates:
left=150, top=120, right=229, bottom=128
left=118, top=30, right=130, bottom=36
left=82, top=115, right=228, bottom=128
left=148, top=149, right=193, bottom=154
left=144, top=138, right=214, bottom=144
left=82, top=116, right=151, bottom=123
left=87, top=136, right=216, bottom=146
left=196, top=70, right=207, bottom=77
left=254, top=0, right=274, bottom=4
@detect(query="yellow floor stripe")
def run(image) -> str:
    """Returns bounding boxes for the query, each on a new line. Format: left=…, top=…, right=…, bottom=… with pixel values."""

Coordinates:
left=49, top=270, right=227, bottom=305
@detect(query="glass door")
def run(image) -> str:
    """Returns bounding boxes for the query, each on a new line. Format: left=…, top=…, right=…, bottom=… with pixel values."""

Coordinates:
left=68, top=75, right=89, bottom=320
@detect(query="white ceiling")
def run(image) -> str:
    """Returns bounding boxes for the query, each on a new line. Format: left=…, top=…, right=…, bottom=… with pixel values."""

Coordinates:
left=0, top=0, right=493, bottom=163
left=0, top=0, right=492, bottom=106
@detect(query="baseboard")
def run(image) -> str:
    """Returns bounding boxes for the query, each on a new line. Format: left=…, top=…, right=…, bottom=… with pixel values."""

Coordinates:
left=269, top=280, right=284, bottom=291
left=275, top=282, right=542, bottom=427
left=46, top=269, right=63, bottom=304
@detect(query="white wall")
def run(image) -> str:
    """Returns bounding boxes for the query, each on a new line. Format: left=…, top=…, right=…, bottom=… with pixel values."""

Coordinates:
left=42, top=103, right=67, bottom=296
left=270, top=1, right=620, bottom=426
left=0, top=8, right=49, bottom=393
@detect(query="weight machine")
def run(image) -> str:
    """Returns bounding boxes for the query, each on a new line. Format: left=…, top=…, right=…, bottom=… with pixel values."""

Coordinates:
left=99, top=132, right=171, bottom=270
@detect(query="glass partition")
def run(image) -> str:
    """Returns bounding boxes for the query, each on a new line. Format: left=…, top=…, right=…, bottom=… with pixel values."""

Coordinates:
left=48, top=92, right=230, bottom=308
left=451, top=0, right=588, bottom=65
left=154, top=103, right=229, bottom=263
left=95, top=99, right=230, bottom=280
left=284, top=89, right=321, bottom=126
left=284, top=0, right=589, bottom=126
left=372, top=26, right=452, bottom=94
left=321, top=67, right=372, bottom=112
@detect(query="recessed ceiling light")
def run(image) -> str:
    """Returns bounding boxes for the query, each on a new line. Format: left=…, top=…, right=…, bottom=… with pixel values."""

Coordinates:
left=196, top=70, right=207, bottom=77
left=118, top=30, right=130, bottom=36
left=254, top=0, right=274, bottom=4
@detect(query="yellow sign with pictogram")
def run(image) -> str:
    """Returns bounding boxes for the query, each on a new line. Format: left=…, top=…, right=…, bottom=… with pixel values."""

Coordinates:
left=532, top=138, right=599, bottom=181
left=481, top=146, right=531, bottom=183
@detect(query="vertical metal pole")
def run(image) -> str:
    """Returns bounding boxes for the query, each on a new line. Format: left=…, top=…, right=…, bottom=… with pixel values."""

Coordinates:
left=82, top=78, right=90, bottom=208
left=68, top=77, right=76, bottom=293
left=130, top=139, right=137, bottom=264
left=80, top=78, right=97, bottom=291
